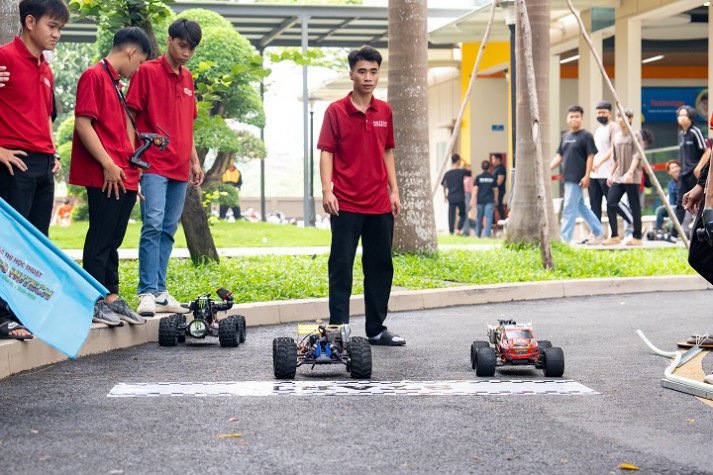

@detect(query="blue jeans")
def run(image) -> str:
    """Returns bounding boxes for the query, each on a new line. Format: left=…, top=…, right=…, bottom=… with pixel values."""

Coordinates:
left=655, top=205, right=669, bottom=230
left=138, top=174, right=188, bottom=295
left=561, top=181, right=604, bottom=242
left=475, top=202, right=495, bottom=237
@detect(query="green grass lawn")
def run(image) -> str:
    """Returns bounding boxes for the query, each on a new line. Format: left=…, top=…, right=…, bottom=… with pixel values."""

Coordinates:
left=49, top=220, right=500, bottom=249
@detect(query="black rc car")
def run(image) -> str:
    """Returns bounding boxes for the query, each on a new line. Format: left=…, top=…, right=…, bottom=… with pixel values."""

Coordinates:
left=158, top=287, right=246, bottom=347
left=272, top=324, right=372, bottom=379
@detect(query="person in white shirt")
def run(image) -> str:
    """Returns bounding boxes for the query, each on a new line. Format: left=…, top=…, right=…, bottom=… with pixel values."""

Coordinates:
left=588, top=101, right=620, bottom=240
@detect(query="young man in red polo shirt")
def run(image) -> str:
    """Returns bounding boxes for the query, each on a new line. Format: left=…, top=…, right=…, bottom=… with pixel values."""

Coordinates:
left=318, top=45, right=404, bottom=346
left=69, top=27, right=151, bottom=327
left=126, top=18, right=204, bottom=317
left=0, top=0, right=69, bottom=340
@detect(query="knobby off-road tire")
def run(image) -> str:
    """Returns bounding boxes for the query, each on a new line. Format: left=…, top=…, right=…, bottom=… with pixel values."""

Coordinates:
left=542, top=347, right=565, bottom=377
left=475, top=347, right=497, bottom=377
left=236, top=315, right=247, bottom=343
left=349, top=337, right=372, bottom=379
left=176, top=314, right=187, bottom=343
left=273, top=338, right=298, bottom=379
left=158, top=315, right=179, bottom=347
left=219, top=316, right=240, bottom=348
left=471, top=341, right=489, bottom=369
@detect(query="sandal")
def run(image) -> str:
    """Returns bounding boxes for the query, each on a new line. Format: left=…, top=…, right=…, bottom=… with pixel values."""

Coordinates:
left=0, top=320, right=34, bottom=340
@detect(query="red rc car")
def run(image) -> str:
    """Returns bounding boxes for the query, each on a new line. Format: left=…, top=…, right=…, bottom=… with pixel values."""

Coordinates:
left=470, top=319, right=564, bottom=377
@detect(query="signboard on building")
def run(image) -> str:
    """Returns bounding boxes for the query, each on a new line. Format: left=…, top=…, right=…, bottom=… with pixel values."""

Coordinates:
left=641, top=87, right=708, bottom=123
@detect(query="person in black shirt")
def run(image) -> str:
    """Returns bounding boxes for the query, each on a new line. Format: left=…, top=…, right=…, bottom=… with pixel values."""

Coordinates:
left=441, top=154, right=471, bottom=235
left=492, top=153, right=507, bottom=222
left=673, top=105, right=710, bottom=238
left=470, top=160, right=498, bottom=237
left=550, top=105, right=605, bottom=244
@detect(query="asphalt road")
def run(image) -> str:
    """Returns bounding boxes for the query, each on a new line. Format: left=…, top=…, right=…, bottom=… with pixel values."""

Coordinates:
left=2, top=291, right=713, bottom=474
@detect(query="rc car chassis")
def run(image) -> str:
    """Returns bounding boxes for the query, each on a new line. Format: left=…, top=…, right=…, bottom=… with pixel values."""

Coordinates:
left=272, top=324, right=372, bottom=379
left=158, top=287, right=246, bottom=348
left=470, top=319, right=565, bottom=377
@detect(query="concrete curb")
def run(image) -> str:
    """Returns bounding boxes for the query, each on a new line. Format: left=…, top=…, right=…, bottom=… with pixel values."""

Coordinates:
left=1, top=275, right=709, bottom=379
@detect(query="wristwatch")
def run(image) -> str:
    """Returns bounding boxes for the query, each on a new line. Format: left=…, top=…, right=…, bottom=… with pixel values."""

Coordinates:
left=53, top=152, right=60, bottom=161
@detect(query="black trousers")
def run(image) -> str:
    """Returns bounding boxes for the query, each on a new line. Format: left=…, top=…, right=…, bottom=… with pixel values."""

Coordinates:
left=219, top=204, right=241, bottom=219
left=607, top=183, right=642, bottom=239
left=674, top=173, right=698, bottom=238
left=0, top=152, right=54, bottom=323
left=588, top=178, right=609, bottom=222
left=83, top=187, right=137, bottom=295
left=689, top=208, right=713, bottom=285
left=448, top=201, right=466, bottom=234
left=328, top=211, right=394, bottom=338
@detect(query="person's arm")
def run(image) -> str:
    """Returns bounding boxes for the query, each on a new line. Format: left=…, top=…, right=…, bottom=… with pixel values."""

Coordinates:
left=49, top=117, right=61, bottom=174
left=550, top=154, right=562, bottom=170
left=471, top=185, right=478, bottom=207
left=384, top=148, right=401, bottom=218
left=320, top=150, right=338, bottom=216
left=496, top=172, right=505, bottom=187
left=593, top=146, right=614, bottom=172
left=494, top=187, right=499, bottom=205
left=694, top=147, right=711, bottom=179
left=607, top=157, right=618, bottom=187
left=580, top=154, right=594, bottom=188
left=443, top=183, right=448, bottom=203
left=75, top=116, right=126, bottom=199
left=189, top=145, right=204, bottom=186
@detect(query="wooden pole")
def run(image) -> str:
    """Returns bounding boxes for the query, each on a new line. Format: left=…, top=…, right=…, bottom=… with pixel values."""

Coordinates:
left=431, top=0, right=498, bottom=198
left=516, top=0, right=553, bottom=269
left=565, top=0, right=689, bottom=247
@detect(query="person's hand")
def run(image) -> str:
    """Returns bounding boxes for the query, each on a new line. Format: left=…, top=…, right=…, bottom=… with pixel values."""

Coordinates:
left=683, top=184, right=704, bottom=214
left=0, top=66, right=8, bottom=88
left=606, top=176, right=613, bottom=187
left=190, top=161, right=204, bottom=186
left=52, top=157, right=61, bottom=174
left=623, top=172, right=633, bottom=184
left=579, top=176, right=590, bottom=188
left=102, top=162, right=127, bottom=199
left=391, top=191, right=402, bottom=218
left=0, top=148, right=27, bottom=175
left=323, top=189, right=339, bottom=216
left=591, top=162, right=600, bottom=172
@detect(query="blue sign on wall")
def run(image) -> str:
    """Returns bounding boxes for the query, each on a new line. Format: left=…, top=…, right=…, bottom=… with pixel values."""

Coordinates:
left=491, top=124, right=505, bottom=131
left=641, top=87, right=708, bottom=123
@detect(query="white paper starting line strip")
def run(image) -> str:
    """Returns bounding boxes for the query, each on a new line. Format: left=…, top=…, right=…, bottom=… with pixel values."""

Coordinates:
left=108, top=380, right=599, bottom=398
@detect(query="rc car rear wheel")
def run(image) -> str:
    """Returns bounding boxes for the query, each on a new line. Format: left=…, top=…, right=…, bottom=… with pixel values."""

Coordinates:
left=219, top=316, right=240, bottom=348
left=273, top=338, right=298, bottom=379
left=542, top=347, right=565, bottom=377
left=158, top=316, right=179, bottom=347
left=474, top=347, right=497, bottom=377
left=236, top=315, right=247, bottom=343
left=349, top=338, right=372, bottom=379
left=471, top=341, right=489, bottom=369
left=175, top=315, right=187, bottom=343
left=538, top=340, right=552, bottom=351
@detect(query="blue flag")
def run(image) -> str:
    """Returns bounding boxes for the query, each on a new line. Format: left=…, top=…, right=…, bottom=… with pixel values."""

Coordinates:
left=0, top=198, right=107, bottom=358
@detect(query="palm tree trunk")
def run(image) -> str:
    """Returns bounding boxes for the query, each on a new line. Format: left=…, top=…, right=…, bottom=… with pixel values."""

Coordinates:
left=388, top=0, right=438, bottom=254
left=506, top=0, right=558, bottom=244
left=0, top=0, right=19, bottom=45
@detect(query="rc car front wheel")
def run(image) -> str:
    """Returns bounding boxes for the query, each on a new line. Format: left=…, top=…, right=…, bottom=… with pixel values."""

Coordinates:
left=474, top=347, right=497, bottom=377
left=219, top=316, right=241, bottom=348
left=542, top=347, right=565, bottom=377
left=471, top=341, right=489, bottom=369
left=158, top=316, right=179, bottom=347
left=236, top=315, right=247, bottom=343
left=273, top=338, right=298, bottom=379
left=349, top=338, right=372, bottom=379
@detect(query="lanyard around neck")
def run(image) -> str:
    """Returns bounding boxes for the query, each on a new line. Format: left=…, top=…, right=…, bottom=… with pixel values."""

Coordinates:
left=100, top=59, right=139, bottom=136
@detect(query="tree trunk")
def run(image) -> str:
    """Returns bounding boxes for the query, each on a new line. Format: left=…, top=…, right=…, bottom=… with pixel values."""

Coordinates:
left=387, top=0, right=437, bottom=254
left=506, top=0, right=559, bottom=244
left=205, top=151, right=235, bottom=182
left=139, top=20, right=161, bottom=60
left=180, top=185, right=220, bottom=264
left=0, top=0, right=19, bottom=45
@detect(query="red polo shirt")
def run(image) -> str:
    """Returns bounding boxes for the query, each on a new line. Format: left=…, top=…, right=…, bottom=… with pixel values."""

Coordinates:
left=69, top=59, right=139, bottom=191
left=125, top=55, right=197, bottom=182
left=0, top=36, right=54, bottom=154
left=317, top=92, right=395, bottom=214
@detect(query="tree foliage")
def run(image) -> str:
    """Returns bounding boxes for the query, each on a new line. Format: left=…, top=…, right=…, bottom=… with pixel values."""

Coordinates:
left=52, top=43, right=97, bottom=123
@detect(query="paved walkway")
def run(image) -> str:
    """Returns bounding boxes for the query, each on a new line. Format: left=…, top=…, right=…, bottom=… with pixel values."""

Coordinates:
left=60, top=240, right=684, bottom=260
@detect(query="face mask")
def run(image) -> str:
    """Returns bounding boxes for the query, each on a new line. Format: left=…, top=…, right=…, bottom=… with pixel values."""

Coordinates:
left=596, top=116, right=609, bottom=125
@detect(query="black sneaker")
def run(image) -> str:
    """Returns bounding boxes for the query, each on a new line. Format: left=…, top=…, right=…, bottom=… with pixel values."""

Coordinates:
left=93, top=301, right=122, bottom=327
left=368, top=330, right=406, bottom=346
left=106, top=298, right=146, bottom=325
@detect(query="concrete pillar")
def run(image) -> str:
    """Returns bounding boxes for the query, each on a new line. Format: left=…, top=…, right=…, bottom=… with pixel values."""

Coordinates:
left=614, top=16, right=642, bottom=131
left=578, top=11, right=603, bottom=132
left=550, top=52, right=561, bottom=198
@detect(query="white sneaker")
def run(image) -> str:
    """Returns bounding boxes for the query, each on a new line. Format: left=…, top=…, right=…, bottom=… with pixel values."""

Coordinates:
left=704, top=374, right=713, bottom=385
left=588, top=233, right=604, bottom=245
left=137, top=293, right=156, bottom=317
left=155, top=291, right=189, bottom=314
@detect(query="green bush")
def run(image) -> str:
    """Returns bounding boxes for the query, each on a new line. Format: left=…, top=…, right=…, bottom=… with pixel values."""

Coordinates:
left=72, top=204, right=89, bottom=222
left=202, top=181, right=239, bottom=207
